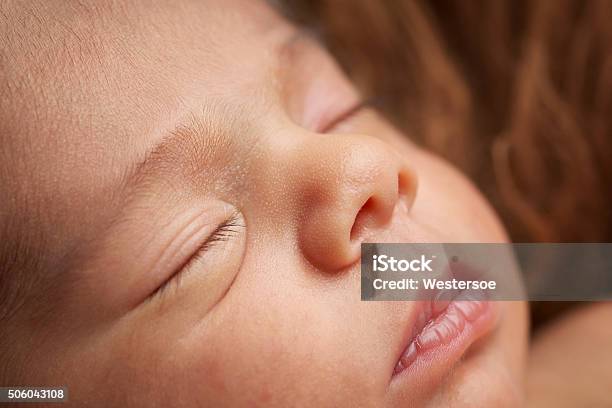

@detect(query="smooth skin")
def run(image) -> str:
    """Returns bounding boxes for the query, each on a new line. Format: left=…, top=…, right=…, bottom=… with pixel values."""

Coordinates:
left=0, top=1, right=527, bottom=406
left=527, top=302, right=612, bottom=407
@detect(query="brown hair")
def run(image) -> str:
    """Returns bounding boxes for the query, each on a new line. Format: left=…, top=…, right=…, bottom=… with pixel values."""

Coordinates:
left=281, top=0, right=612, bottom=243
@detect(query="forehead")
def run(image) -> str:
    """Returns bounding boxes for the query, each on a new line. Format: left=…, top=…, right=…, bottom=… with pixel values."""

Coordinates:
left=1, top=0, right=291, bottom=155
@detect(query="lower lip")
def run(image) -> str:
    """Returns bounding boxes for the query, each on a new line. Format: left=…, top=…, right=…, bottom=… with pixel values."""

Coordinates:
left=392, top=293, right=499, bottom=378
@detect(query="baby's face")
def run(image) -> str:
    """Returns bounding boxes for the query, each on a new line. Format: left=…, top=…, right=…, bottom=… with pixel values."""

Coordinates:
left=1, top=1, right=527, bottom=406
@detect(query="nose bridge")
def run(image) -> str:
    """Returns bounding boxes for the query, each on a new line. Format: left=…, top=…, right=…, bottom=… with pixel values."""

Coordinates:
left=294, top=134, right=418, bottom=272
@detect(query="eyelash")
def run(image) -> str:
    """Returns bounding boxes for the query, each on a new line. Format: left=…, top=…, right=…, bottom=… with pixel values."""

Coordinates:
left=151, top=212, right=245, bottom=301
left=320, top=98, right=376, bottom=133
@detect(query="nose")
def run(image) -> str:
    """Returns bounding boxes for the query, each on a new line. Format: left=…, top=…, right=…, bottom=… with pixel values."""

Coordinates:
left=296, top=134, right=417, bottom=272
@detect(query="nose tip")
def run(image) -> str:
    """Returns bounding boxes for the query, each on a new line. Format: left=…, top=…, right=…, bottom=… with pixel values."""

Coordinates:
left=297, top=135, right=418, bottom=272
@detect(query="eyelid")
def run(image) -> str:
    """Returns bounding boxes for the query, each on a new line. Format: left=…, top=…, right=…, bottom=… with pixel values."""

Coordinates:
left=319, top=98, right=376, bottom=133
left=150, top=212, right=244, bottom=301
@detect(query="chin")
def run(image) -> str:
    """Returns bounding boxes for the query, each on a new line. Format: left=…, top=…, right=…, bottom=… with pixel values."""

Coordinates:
left=434, top=306, right=526, bottom=407
left=441, top=357, right=524, bottom=407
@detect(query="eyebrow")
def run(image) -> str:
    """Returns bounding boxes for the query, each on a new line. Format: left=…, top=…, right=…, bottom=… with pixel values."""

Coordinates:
left=121, top=108, right=237, bottom=198
left=278, top=28, right=315, bottom=59
left=277, top=27, right=325, bottom=74
left=121, top=29, right=314, bottom=195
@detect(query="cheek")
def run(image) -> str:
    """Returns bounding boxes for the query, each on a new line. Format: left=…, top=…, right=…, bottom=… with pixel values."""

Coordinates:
left=177, top=250, right=388, bottom=407
left=410, top=149, right=508, bottom=243
left=187, top=286, right=363, bottom=406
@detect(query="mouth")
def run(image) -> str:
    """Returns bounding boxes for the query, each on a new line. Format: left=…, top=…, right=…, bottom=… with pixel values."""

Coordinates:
left=392, top=290, right=498, bottom=378
left=389, top=254, right=502, bottom=381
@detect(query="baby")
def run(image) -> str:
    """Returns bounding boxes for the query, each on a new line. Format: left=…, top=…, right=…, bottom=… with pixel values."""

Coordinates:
left=0, top=1, right=528, bottom=406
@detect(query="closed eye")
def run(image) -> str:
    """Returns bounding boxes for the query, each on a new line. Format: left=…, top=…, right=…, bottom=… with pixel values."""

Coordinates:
left=149, top=211, right=245, bottom=301
left=319, top=98, right=377, bottom=133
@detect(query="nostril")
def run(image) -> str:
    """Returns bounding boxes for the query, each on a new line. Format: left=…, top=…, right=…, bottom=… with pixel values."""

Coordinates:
left=350, top=184, right=398, bottom=242
left=350, top=197, right=378, bottom=241
left=350, top=167, right=417, bottom=243
left=398, top=168, right=418, bottom=210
